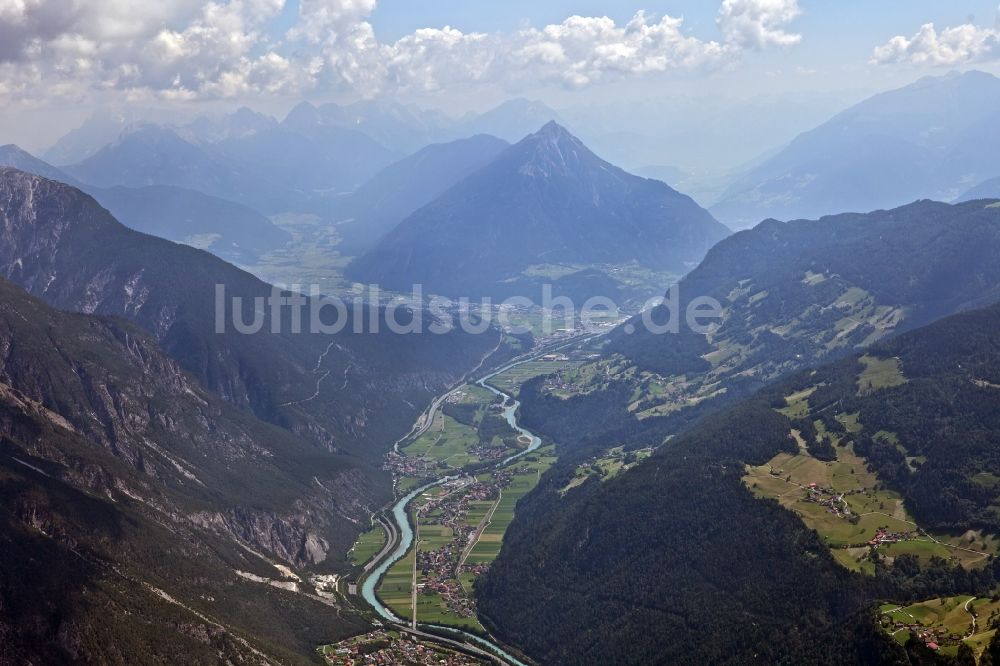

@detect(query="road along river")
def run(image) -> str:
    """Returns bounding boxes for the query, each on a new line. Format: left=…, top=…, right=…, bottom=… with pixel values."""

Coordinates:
left=358, top=341, right=589, bottom=665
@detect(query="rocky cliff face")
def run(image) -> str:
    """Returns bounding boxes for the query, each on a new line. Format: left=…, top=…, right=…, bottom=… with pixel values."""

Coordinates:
left=0, top=277, right=384, bottom=663
left=0, top=169, right=502, bottom=662
left=0, top=278, right=380, bottom=564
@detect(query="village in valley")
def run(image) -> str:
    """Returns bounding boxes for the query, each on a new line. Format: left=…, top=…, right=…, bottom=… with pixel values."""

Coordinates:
left=319, top=630, right=488, bottom=665
left=359, top=346, right=574, bottom=634
left=878, top=596, right=1000, bottom=658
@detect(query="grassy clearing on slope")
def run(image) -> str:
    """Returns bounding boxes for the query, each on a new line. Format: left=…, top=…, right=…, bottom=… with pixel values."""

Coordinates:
left=778, top=386, right=817, bottom=419
left=746, top=438, right=931, bottom=573
left=487, top=359, right=583, bottom=395
left=561, top=446, right=654, bottom=494
left=858, top=355, right=907, bottom=394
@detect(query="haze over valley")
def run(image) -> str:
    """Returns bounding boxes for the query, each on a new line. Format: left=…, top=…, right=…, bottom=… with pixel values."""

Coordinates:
left=5, top=2, right=1000, bottom=665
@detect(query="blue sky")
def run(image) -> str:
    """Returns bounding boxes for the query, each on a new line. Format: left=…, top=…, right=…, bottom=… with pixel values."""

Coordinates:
left=368, top=1, right=999, bottom=45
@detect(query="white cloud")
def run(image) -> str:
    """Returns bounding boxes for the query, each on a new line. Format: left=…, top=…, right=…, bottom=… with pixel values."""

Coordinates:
left=717, top=0, right=802, bottom=50
left=290, top=0, right=376, bottom=44
left=510, top=12, right=731, bottom=88
left=0, top=0, right=802, bottom=104
left=872, top=21, right=1000, bottom=66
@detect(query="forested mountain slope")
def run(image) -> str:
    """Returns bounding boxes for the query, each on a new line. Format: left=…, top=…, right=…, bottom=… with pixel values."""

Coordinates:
left=480, top=300, right=1000, bottom=665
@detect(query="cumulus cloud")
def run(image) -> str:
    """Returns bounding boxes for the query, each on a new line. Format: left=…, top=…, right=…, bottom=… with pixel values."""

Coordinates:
left=872, top=21, right=1000, bottom=66
left=0, top=0, right=802, bottom=104
left=717, top=0, right=802, bottom=50
left=510, top=12, right=731, bottom=88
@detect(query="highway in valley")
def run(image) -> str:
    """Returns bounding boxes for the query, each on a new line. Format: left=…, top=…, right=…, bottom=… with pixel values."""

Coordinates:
left=353, top=332, right=601, bottom=666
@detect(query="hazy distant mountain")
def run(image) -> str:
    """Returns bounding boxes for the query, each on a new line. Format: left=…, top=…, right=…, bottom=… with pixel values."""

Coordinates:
left=458, top=99, right=563, bottom=143
left=283, top=100, right=456, bottom=155
left=185, top=106, right=278, bottom=142
left=0, top=144, right=290, bottom=263
left=213, top=121, right=399, bottom=204
left=958, top=175, right=1000, bottom=202
left=64, top=125, right=263, bottom=202
left=712, top=71, right=1000, bottom=228
left=337, top=134, right=510, bottom=254
left=632, top=165, right=690, bottom=189
left=42, top=111, right=131, bottom=165
left=64, top=122, right=399, bottom=213
left=0, top=144, right=81, bottom=185
left=347, top=122, right=729, bottom=298
left=93, top=185, right=291, bottom=263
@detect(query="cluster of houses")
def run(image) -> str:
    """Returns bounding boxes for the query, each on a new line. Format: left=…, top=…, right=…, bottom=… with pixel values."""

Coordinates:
left=542, top=375, right=581, bottom=394
left=383, top=451, right=439, bottom=479
left=323, top=631, right=484, bottom=665
left=868, top=527, right=918, bottom=548
left=411, top=472, right=517, bottom=618
left=880, top=619, right=954, bottom=653
left=418, top=571, right=477, bottom=618
left=804, top=483, right=852, bottom=517
left=445, top=389, right=473, bottom=405
left=468, top=441, right=510, bottom=461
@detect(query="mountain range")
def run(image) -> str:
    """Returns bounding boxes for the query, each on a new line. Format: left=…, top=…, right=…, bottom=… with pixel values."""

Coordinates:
left=515, top=198, right=1000, bottom=453
left=347, top=122, right=730, bottom=299
left=959, top=176, right=1000, bottom=203
left=712, top=71, right=1000, bottom=228
left=12, top=65, right=1000, bottom=666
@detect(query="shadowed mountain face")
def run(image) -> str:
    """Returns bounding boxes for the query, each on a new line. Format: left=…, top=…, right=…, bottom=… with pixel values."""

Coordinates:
left=0, top=169, right=508, bottom=662
left=347, top=122, right=729, bottom=299
left=0, top=168, right=498, bottom=460
left=0, top=275, right=379, bottom=664
left=336, top=134, right=511, bottom=254
left=84, top=184, right=292, bottom=264
left=712, top=71, right=1000, bottom=229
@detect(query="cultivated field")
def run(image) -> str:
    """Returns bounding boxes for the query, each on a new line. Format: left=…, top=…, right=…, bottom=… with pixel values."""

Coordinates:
left=349, top=524, right=387, bottom=567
